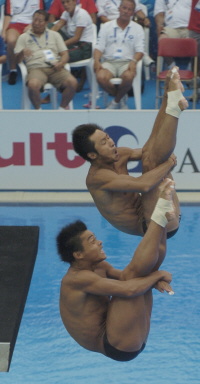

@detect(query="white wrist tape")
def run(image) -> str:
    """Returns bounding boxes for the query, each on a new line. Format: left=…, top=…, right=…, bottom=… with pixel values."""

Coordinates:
left=166, top=89, right=184, bottom=118
left=151, top=198, right=173, bottom=227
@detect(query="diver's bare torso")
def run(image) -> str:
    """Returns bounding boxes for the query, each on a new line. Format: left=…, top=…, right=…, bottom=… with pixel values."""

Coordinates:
left=86, top=150, right=144, bottom=236
left=60, top=265, right=109, bottom=354
left=89, top=185, right=143, bottom=236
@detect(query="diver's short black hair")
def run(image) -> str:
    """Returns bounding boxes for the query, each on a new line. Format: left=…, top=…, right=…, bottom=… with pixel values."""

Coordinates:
left=72, top=123, right=103, bottom=162
left=56, top=220, right=87, bottom=264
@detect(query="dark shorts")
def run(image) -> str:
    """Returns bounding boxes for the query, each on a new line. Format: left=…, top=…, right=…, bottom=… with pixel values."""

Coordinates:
left=103, top=333, right=146, bottom=362
left=142, top=214, right=181, bottom=239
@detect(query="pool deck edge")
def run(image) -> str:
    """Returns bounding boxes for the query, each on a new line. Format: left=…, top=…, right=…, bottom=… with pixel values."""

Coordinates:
left=0, top=192, right=199, bottom=204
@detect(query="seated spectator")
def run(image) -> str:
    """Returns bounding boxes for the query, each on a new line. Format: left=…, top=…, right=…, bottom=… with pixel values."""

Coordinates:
left=1, top=0, right=44, bottom=85
left=50, top=0, right=93, bottom=63
left=48, top=0, right=98, bottom=24
left=96, top=0, right=153, bottom=67
left=188, top=0, right=200, bottom=76
left=48, top=0, right=96, bottom=95
left=94, top=0, right=144, bottom=109
left=14, top=10, right=77, bottom=110
left=0, top=35, right=6, bottom=63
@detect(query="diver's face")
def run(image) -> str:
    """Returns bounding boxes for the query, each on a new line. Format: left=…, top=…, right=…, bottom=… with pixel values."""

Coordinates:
left=89, top=130, right=119, bottom=163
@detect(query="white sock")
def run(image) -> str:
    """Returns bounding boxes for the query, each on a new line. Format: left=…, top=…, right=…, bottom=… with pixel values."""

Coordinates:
left=166, top=89, right=184, bottom=118
left=151, top=198, right=173, bottom=227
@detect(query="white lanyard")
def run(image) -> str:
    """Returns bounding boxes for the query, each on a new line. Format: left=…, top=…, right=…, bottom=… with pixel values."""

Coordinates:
left=114, top=26, right=130, bottom=43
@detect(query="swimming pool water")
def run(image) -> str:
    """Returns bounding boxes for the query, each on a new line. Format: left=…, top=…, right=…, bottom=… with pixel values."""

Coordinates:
left=0, top=204, right=199, bottom=384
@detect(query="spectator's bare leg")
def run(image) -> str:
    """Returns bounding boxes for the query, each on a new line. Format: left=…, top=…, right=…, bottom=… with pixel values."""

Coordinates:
left=6, top=29, right=19, bottom=71
left=96, top=68, right=117, bottom=96
left=114, top=68, right=134, bottom=103
left=60, top=75, right=78, bottom=108
left=28, top=79, right=43, bottom=109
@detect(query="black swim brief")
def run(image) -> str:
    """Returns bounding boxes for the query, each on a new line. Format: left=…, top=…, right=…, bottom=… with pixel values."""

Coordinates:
left=103, top=333, right=146, bottom=362
left=142, top=214, right=181, bottom=239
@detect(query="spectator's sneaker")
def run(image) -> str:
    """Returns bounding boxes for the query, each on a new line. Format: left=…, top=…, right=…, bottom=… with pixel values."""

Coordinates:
left=119, top=95, right=129, bottom=109
left=106, top=100, right=119, bottom=109
left=8, top=71, right=17, bottom=85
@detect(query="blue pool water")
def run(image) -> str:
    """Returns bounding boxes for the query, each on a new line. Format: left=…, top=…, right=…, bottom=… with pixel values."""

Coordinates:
left=0, top=204, right=200, bottom=384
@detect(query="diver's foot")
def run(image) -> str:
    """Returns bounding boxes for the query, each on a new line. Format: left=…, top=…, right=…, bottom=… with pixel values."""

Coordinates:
left=169, top=66, right=184, bottom=92
left=158, top=178, right=175, bottom=201
left=165, top=68, right=188, bottom=117
left=165, top=66, right=184, bottom=93
left=151, top=178, right=175, bottom=227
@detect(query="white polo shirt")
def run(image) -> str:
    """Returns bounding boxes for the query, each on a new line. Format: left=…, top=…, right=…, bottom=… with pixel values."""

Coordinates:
left=153, top=0, right=192, bottom=28
left=95, top=19, right=144, bottom=61
left=96, top=0, right=142, bottom=19
left=61, top=5, right=93, bottom=43
left=5, top=0, right=43, bottom=24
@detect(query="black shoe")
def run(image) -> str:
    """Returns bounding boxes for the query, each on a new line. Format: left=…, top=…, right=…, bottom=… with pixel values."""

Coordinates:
left=8, top=71, right=17, bottom=85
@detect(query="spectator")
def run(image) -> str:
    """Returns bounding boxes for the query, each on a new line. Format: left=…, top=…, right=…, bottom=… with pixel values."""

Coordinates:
left=50, top=0, right=94, bottom=92
left=48, top=0, right=98, bottom=24
left=94, top=0, right=144, bottom=109
left=51, top=0, right=93, bottom=62
left=154, top=0, right=191, bottom=38
left=188, top=0, right=200, bottom=76
left=96, top=0, right=153, bottom=67
left=0, top=35, right=6, bottom=63
left=1, top=0, right=44, bottom=85
left=14, top=10, right=77, bottom=110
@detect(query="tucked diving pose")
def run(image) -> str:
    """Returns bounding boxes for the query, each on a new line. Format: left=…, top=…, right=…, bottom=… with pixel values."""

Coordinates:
left=57, top=179, right=175, bottom=361
left=72, top=68, right=188, bottom=267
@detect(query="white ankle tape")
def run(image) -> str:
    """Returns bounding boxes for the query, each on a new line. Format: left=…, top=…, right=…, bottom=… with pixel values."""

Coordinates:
left=151, top=198, right=173, bottom=227
left=166, top=89, right=184, bottom=118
